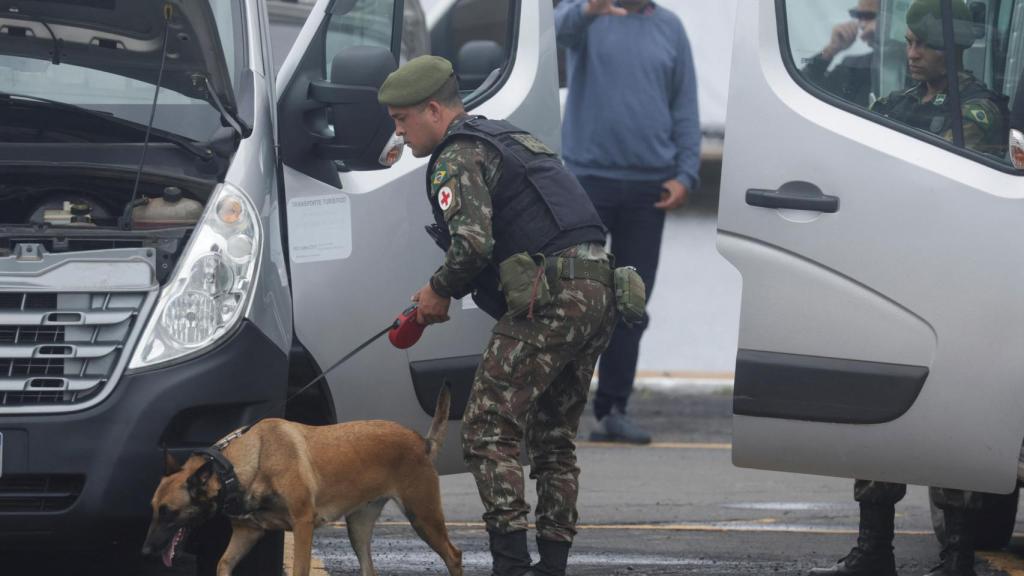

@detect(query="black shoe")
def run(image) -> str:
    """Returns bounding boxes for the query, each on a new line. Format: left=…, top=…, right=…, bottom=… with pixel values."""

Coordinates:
left=808, top=503, right=897, bottom=576
left=531, top=538, right=571, bottom=576
left=589, top=406, right=652, bottom=444
left=488, top=530, right=533, bottom=576
left=808, top=547, right=897, bottom=576
left=923, top=508, right=977, bottom=576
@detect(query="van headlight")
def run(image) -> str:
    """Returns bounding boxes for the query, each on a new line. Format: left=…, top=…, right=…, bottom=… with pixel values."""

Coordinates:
left=129, top=183, right=261, bottom=369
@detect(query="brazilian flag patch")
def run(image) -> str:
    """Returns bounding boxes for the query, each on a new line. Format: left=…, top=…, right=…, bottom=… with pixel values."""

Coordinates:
left=970, top=108, right=990, bottom=127
left=432, top=163, right=449, bottom=188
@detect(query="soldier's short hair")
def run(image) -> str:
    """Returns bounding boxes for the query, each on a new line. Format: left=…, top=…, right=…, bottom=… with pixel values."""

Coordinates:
left=423, top=75, right=462, bottom=110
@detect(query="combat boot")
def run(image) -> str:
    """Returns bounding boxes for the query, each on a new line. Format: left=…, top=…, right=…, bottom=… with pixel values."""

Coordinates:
left=808, top=503, right=897, bottom=576
left=488, top=530, right=533, bottom=576
left=923, top=508, right=977, bottom=576
left=531, top=538, right=571, bottom=576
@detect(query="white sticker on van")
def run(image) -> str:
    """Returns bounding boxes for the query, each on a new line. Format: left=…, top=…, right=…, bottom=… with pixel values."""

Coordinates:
left=287, top=194, right=352, bottom=263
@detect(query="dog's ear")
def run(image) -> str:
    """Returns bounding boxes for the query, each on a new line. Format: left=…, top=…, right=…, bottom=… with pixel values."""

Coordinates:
left=187, top=460, right=215, bottom=498
left=163, top=446, right=181, bottom=476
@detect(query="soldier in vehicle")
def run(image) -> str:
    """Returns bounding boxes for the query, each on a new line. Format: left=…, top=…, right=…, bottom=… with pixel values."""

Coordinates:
left=872, top=0, right=1007, bottom=157
left=378, top=56, right=619, bottom=576
left=810, top=4, right=1006, bottom=576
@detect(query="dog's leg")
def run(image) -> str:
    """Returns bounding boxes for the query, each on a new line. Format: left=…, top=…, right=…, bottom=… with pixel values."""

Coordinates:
left=398, top=477, right=463, bottom=576
left=288, top=504, right=317, bottom=576
left=345, top=498, right=388, bottom=576
left=216, top=522, right=265, bottom=576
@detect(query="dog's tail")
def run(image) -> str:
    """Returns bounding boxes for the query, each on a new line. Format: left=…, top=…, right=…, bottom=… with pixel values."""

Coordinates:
left=425, top=382, right=452, bottom=463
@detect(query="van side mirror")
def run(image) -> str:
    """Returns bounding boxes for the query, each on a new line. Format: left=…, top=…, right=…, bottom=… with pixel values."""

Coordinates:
left=1010, top=129, right=1024, bottom=170
left=306, top=45, right=399, bottom=171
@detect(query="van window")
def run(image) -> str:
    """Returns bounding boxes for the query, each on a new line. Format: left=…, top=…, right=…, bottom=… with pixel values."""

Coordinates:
left=781, top=0, right=1022, bottom=170
left=325, top=0, right=402, bottom=73
left=429, top=0, right=515, bottom=102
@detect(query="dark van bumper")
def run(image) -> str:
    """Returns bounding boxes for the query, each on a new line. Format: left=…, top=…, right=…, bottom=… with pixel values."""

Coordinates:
left=0, top=320, right=287, bottom=549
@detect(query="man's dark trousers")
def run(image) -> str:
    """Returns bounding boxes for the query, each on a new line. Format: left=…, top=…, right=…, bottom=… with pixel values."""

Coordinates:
left=577, top=175, right=667, bottom=419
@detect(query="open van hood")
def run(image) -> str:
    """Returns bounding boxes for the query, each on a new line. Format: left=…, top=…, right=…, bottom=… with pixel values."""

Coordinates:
left=0, top=0, right=235, bottom=110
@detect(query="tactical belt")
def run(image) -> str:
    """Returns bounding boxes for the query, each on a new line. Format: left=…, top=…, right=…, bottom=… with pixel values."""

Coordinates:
left=547, top=257, right=613, bottom=287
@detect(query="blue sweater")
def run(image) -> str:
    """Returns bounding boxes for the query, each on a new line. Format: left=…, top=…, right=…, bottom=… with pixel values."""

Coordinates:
left=555, top=0, right=701, bottom=191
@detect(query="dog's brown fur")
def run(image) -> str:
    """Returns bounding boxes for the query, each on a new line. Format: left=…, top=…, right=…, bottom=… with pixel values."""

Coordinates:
left=142, top=386, right=461, bottom=576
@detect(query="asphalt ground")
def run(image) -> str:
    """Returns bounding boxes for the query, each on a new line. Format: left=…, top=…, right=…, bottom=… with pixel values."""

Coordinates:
left=10, top=390, right=1022, bottom=576
left=304, top=389, right=1024, bottom=576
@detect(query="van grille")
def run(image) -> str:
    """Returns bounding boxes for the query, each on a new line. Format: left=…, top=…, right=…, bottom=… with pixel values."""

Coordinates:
left=0, top=292, right=145, bottom=407
left=0, top=475, right=85, bottom=513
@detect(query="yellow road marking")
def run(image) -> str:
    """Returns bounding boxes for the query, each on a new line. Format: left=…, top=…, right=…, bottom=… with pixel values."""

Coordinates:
left=979, top=551, right=1024, bottom=576
left=303, top=521, right=1024, bottom=574
left=323, top=519, right=984, bottom=538
left=634, top=370, right=734, bottom=380
left=284, top=531, right=329, bottom=576
left=578, top=441, right=732, bottom=450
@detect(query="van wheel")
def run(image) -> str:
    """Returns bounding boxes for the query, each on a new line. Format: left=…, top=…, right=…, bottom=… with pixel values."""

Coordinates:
left=192, top=516, right=284, bottom=576
left=930, top=485, right=1019, bottom=550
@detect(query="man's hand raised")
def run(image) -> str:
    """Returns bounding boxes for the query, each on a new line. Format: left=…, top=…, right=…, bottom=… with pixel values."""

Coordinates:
left=583, top=0, right=628, bottom=17
left=822, top=20, right=859, bottom=61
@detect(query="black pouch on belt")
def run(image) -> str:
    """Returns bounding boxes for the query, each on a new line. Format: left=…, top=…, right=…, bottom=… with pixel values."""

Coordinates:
left=498, top=252, right=553, bottom=318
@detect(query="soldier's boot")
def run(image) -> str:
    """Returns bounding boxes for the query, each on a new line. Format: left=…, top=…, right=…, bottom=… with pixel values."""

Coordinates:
left=488, top=530, right=533, bottom=576
left=808, top=503, right=897, bottom=576
left=530, top=538, right=571, bottom=576
left=923, top=508, right=977, bottom=576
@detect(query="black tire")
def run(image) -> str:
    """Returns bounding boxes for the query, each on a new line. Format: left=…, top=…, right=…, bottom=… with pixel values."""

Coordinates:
left=191, top=516, right=284, bottom=576
left=930, top=485, right=1020, bottom=550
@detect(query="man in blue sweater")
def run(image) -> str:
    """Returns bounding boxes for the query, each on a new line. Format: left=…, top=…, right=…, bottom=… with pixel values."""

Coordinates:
left=555, top=0, right=701, bottom=444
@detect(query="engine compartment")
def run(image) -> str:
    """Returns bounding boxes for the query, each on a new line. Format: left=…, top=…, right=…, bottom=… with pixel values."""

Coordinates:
left=0, top=172, right=214, bottom=284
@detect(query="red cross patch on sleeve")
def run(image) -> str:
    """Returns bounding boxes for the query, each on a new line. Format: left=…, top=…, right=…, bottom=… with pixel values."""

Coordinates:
left=438, top=186, right=454, bottom=211
left=435, top=179, right=461, bottom=221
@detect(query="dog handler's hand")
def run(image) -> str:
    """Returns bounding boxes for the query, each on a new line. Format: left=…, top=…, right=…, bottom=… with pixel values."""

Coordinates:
left=655, top=179, right=688, bottom=210
left=412, top=283, right=451, bottom=325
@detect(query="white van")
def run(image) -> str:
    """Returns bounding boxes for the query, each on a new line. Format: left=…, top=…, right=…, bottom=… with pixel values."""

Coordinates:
left=0, top=0, right=556, bottom=572
left=720, top=0, right=1024, bottom=549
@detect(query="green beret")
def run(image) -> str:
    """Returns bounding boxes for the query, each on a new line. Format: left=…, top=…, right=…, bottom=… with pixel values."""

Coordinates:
left=906, top=0, right=975, bottom=50
left=378, top=55, right=454, bottom=107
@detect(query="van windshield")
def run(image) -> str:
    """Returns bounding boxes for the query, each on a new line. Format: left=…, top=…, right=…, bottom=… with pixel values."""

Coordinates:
left=0, top=0, right=244, bottom=142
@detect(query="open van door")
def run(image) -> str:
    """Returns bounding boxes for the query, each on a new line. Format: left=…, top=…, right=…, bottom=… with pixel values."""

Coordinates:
left=719, top=0, right=1024, bottom=493
left=276, top=0, right=560, bottom=474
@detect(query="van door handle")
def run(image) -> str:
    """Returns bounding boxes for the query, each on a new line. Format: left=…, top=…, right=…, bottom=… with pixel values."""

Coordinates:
left=746, top=181, right=839, bottom=213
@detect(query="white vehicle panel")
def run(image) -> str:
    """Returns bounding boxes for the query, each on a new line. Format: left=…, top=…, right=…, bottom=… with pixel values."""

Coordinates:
left=280, top=0, right=560, bottom=474
left=719, top=0, right=1024, bottom=493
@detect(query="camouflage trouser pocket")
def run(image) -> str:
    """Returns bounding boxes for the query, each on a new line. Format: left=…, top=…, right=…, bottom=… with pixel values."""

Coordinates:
left=613, top=266, right=646, bottom=325
left=498, top=252, right=553, bottom=318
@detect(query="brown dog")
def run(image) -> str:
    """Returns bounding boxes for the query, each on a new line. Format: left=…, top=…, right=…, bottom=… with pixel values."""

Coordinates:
left=142, top=385, right=462, bottom=576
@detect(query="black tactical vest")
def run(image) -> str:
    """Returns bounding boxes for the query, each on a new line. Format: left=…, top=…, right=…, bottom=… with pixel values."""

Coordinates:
left=876, top=79, right=1008, bottom=138
left=427, top=117, right=606, bottom=264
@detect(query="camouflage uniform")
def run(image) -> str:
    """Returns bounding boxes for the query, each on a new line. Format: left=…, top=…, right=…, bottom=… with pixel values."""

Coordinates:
left=872, top=70, right=1008, bottom=157
left=852, top=69, right=1008, bottom=515
left=428, top=116, right=616, bottom=544
left=853, top=480, right=981, bottom=511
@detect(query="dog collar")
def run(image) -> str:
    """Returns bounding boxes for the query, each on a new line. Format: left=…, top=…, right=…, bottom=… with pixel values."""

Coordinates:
left=193, top=447, right=248, bottom=518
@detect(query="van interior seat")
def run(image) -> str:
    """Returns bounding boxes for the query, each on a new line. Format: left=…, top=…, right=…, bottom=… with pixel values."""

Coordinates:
left=457, top=39, right=504, bottom=92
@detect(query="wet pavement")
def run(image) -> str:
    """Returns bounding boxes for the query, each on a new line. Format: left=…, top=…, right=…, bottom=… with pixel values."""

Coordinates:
left=304, top=390, right=1024, bottom=576
left=6, top=390, right=1024, bottom=575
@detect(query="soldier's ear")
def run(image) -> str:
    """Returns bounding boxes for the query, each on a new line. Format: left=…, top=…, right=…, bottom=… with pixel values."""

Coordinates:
left=427, top=100, right=444, bottom=123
